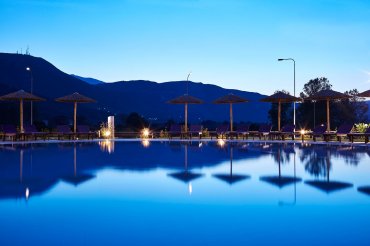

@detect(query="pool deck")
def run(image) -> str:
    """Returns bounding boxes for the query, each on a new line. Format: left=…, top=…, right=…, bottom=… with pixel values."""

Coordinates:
left=0, top=138, right=369, bottom=147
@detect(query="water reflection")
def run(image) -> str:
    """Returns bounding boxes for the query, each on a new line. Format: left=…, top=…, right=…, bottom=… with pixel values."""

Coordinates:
left=0, top=141, right=369, bottom=200
left=260, top=144, right=301, bottom=188
left=303, top=146, right=353, bottom=193
left=167, top=143, right=204, bottom=186
left=60, top=143, right=95, bottom=186
left=213, top=144, right=250, bottom=185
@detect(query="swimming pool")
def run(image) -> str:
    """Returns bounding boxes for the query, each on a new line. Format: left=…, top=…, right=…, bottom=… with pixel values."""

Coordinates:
left=0, top=140, right=369, bottom=245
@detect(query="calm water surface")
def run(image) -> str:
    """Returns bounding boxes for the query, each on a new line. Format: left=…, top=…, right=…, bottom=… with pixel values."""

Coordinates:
left=0, top=140, right=370, bottom=246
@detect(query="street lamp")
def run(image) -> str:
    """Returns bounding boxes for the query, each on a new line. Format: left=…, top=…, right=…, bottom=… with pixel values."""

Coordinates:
left=278, top=58, right=296, bottom=127
left=186, top=71, right=192, bottom=95
left=26, top=67, right=34, bottom=125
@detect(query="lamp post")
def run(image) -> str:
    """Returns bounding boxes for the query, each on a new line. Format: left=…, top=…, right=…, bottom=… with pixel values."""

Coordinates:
left=278, top=58, right=296, bottom=127
left=26, top=67, right=34, bottom=125
left=186, top=71, right=192, bottom=95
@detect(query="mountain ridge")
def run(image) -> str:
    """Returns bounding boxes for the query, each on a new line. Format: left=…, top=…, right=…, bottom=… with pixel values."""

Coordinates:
left=0, top=53, right=270, bottom=126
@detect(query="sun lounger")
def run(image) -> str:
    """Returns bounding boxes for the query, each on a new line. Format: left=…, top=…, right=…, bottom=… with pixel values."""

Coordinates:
left=77, top=125, right=96, bottom=139
left=323, top=123, right=353, bottom=142
left=55, top=125, right=74, bottom=140
left=22, top=125, right=48, bottom=140
left=250, top=124, right=272, bottom=140
left=348, top=127, right=370, bottom=143
left=188, top=125, right=203, bottom=139
left=278, top=124, right=296, bottom=141
left=236, top=124, right=250, bottom=139
left=1, top=125, right=18, bottom=141
left=309, top=124, right=327, bottom=142
left=168, top=124, right=183, bottom=139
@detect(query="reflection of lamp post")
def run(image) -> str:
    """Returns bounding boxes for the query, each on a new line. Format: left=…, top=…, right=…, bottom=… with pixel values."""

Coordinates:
left=278, top=58, right=296, bottom=127
left=26, top=67, right=34, bottom=125
left=279, top=148, right=297, bottom=206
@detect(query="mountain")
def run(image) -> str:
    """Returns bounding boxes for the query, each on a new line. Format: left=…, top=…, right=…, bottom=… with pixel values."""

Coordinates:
left=0, top=53, right=270, bottom=126
left=71, top=74, right=104, bottom=85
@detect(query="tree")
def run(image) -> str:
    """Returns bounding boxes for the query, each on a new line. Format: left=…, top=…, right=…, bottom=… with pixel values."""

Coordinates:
left=267, top=90, right=293, bottom=131
left=125, top=112, right=149, bottom=131
left=297, top=77, right=369, bottom=130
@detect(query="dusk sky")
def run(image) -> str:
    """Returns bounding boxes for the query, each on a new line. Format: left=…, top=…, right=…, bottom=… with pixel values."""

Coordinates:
left=1, top=0, right=370, bottom=95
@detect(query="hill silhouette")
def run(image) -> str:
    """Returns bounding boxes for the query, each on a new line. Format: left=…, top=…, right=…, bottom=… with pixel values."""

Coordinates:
left=0, top=53, right=269, bottom=127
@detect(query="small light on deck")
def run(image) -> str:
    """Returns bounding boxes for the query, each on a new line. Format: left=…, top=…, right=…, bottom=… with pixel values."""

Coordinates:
left=103, top=130, right=111, bottom=138
left=141, top=128, right=150, bottom=138
left=300, top=129, right=306, bottom=135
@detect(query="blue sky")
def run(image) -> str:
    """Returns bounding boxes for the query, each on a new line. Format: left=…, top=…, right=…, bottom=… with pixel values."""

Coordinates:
left=1, top=0, right=370, bottom=95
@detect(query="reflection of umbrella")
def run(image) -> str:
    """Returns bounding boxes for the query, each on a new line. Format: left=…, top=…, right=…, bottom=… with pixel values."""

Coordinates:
left=358, top=186, right=370, bottom=196
left=260, top=92, right=301, bottom=131
left=260, top=145, right=301, bottom=188
left=61, top=144, right=95, bottom=186
left=213, top=145, right=250, bottom=185
left=168, top=144, right=203, bottom=183
left=0, top=90, right=45, bottom=132
left=167, top=94, right=203, bottom=133
left=305, top=148, right=353, bottom=193
left=55, top=92, right=96, bottom=133
left=213, top=93, right=249, bottom=132
left=306, top=89, right=350, bottom=132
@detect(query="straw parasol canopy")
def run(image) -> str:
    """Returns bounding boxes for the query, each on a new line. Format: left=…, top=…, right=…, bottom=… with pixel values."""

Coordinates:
left=167, top=94, right=203, bottom=132
left=358, top=90, right=370, bottom=98
left=260, top=92, right=301, bottom=131
left=306, top=89, right=350, bottom=132
left=0, top=90, right=45, bottom=132
left=213, top=93, right=249, bottom=132
left=55, top=92, right=96, bottom=133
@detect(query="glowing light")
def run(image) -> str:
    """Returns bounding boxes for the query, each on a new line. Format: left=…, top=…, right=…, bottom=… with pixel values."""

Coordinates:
left=217, top=139, right=226, bottom=148
left=141, top=128, right=150, bottom=138
left=198, top=142, right=203, bottom=148
left=26, top=67, right=30, bottom=71
left=188, top=182, right=193, bottom=195
left=25, top=188, right=30, bottom=200
left=102, top=130, right=111, bottom=138
left=300, top=129, right=306, bottom=135
left=141, top=139, right=150, bottom=148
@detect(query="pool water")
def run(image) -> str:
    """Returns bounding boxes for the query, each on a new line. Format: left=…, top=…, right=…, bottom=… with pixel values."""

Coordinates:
left=0, top=140, right=370, bottom=246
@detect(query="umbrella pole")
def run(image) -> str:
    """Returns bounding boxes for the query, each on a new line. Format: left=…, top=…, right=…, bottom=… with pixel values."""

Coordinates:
left=20, top=99, right=24, bottom=133
left=230, top=103, right=233, bottom=132
left=278, top=101, right=281, bottom=131
left=326, top=99, right=330, bottom=132
left=184, top=103, right=188, bottom=133
left=74, top=102, right=77, bottom=133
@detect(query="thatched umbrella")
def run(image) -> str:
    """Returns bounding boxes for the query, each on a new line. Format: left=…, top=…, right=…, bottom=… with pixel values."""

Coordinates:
left=213, top=93, right=249, bottom=132
left=306, top=89, right=350, bottom=132
left=167, top=94, right=203, bottom=132
left=260, top=92, right=301, bottom=131
left=55, top=92, right=96, bottom=133
left=0, top=90, right=45, bottom=133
